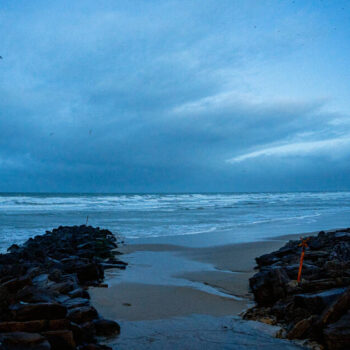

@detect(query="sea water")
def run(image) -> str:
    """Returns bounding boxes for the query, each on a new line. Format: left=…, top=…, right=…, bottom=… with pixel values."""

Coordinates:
left=0, top=192, right=350, bottom=252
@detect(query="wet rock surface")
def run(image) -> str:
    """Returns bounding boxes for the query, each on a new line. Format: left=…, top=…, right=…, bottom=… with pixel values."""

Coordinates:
left=0, top=225, right=125, bottom=349
left=244, top=229, right=350, bottom=350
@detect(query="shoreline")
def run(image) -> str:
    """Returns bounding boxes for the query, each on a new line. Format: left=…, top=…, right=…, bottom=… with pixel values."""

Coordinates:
left=1, top=225, right=345, bottom=349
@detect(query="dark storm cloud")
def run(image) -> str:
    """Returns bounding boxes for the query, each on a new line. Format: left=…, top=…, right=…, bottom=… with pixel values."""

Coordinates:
left=1, top=0, right=350, bottom=192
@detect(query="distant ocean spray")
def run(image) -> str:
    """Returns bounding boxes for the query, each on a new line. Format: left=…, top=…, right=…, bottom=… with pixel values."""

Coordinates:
left=1, top=192, right=350, bottom=252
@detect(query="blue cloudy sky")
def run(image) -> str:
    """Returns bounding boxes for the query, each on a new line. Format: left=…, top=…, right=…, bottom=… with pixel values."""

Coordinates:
left=1, top=0, right=350, bottom=192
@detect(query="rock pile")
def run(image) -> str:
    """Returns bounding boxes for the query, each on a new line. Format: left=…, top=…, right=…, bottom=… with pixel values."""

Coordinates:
left=0, top=225, right=127, bottom=350
left=244, top=229, right=350, bottom=350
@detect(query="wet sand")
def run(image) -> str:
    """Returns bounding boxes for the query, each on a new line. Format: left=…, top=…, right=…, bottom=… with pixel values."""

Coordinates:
left=91, top=232, right=310, bottom=321
left=89, top=231, right=315, bottom=349
left=91, top=283, right=248, bottom=321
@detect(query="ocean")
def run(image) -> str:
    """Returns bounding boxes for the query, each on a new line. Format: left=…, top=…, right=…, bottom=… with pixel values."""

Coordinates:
left=1, top=192, right=350, bottom=252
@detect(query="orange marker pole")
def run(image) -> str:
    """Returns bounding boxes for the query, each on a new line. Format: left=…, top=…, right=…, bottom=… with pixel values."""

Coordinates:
left=297, top=247, right=305, bottom=283
left=297, top=238, right=309, bottom=283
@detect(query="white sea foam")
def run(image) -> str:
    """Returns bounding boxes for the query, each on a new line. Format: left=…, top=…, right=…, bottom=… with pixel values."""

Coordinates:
left=1, top=192, right=350, bottom=252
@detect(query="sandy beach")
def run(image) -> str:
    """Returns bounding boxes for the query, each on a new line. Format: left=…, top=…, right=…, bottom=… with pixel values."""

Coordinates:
left=89, top=231, right=315, bottom=349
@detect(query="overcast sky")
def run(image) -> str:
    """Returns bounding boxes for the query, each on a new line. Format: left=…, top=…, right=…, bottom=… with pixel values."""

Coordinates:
left=1, top=0, right=350, bottom=192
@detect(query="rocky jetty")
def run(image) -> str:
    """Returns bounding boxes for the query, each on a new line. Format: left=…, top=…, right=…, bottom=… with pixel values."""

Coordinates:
left=0, top=225, right=127, bottom=350
left=244, top=229, right=350, bottom=350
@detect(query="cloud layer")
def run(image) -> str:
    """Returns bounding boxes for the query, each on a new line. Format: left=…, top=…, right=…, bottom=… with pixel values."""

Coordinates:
left=1, top=0, right=350, bottom=192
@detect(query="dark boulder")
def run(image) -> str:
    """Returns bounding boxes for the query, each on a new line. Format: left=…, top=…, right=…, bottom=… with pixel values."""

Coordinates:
left=250, top=267, right=290, bottom=305
left=75, top=263, right=101, bottom=283
left=293, top=288, right=347, bottom=314
left=7, top=244, right=20, bottom=253
left=10, top=303, right=67, bottom=321
left=245, top=229, right=350, bottom=349
left=0, top=225, right=125, bottom=349
left=2, top=277, right=32, bottom=293
left=67, top=306, right=98, bottom=324
left=47, top=281, right=75, bottom=294
left=42, top=330, right=76, bottom=350
left=93, top=318, right=120, bottom=336
left=323, top=311, right=350, bottom=350
left=48, top=319, right=70, bottom=331
left=287, top=316, right=314, bottom=339
left=319, top=288, right=350, bottom=325
left=63, top=297, right=90, bottom=309
left=15, top=285, right=56, bottom=303
left=69, top=321, right=95, bottom=344
left=68, top=288, right=90, bottom=299
left=330, top=242, right=350, bottom=261
left=0, top=320, right=46, bottom=333
left=32, top=274, right=50, bottom=288
left=0, top=332, right=50, bottom=350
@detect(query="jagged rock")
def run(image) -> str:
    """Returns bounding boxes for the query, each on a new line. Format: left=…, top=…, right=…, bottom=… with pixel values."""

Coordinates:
left=304, top=251, right=329, bottom=262
left=7, top=244, right=20, bottom=253
left=0, top=225, right=125, bottom=349
left=319, top=288, right=350, bottom=325
left=334, top=232, right=350, bottom=240
left=287, top=316, right=314, bottom=339
left=246, top=229, right=350, bottom=349
left=256, top=246, right=296, bottom=267
left=250, top=267, right=290, bottom=305
left=293, top=288, right=347, bottom=314
left=300, top=279, right=340, bottom=292
left=323, top=311, right=350, bottom=350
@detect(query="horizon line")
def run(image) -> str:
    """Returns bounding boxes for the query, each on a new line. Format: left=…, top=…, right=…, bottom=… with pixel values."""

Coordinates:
left=1, top=190, right=350, bottom=195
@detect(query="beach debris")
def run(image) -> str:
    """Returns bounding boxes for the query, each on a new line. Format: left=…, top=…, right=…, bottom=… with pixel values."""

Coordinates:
left=0, top=225, right=126, bottom=349
left=244, top=228, right=350, bottom=350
